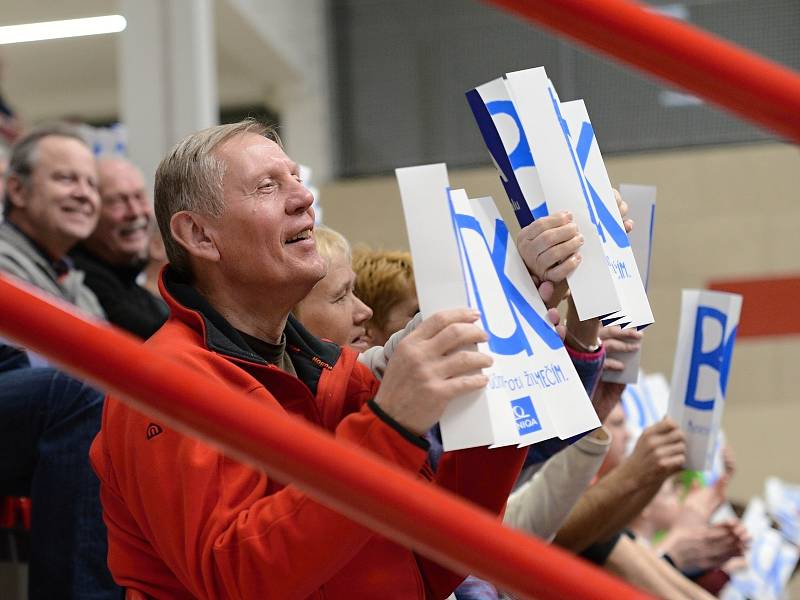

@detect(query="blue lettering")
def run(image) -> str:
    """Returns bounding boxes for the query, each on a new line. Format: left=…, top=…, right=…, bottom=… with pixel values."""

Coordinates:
left=485, top=100, right=548, bottom=220
left=685, top=306, right=738, bottom=411
left=467, top=88, right=548, bottom=227
left=547, top=87, right=630, bottom=250
left=449, top=205, right=563, bottom=357
left=575, top=121, right=631, bottom=249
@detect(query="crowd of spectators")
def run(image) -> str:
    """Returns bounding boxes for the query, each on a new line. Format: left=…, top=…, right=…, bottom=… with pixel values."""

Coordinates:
left=0, top=115, right=766, bottom=600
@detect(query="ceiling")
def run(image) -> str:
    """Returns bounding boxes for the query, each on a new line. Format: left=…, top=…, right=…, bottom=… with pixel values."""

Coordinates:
left=0, top=0, right=273, bottom=124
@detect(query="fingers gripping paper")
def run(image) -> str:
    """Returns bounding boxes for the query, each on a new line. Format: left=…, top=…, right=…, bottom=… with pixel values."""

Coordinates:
left=396, top=164, right=599, bottom=451
left=667, top=290, right=742, bottom=471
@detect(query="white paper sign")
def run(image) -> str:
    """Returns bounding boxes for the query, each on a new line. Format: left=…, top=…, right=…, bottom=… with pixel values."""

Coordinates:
left=723, top=497, right=799, bottom=600
left=397, top=164, right=506, bottom=449
left=465, top=77, right=548, bottom=228
left=396, top=164, right=599, bottom=450
left=561, top=100, right=653, bottom=334
left=603, top=184, right=658, bottom=384
left=451, top=192, right=600, bottom=448
left=470, top=67, right=621, bottom=321
left=619, top=184, right=657, bottom=290
left=766, top=477, right=800, bottom=545
left=667, top=290, right=742, bottom=471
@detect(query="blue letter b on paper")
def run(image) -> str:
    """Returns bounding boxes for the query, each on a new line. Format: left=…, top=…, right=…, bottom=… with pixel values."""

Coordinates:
left=685, top=305, right=737, bottom=411
left=511, top=396, right=542, bottom=435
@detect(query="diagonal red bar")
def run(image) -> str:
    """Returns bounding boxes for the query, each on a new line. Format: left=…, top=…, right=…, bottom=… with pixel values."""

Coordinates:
left=708, top=275, right=800, bottom=338
left=483, top=0, right=800, bottom=144
left=0, top=274, right=652, bottom=600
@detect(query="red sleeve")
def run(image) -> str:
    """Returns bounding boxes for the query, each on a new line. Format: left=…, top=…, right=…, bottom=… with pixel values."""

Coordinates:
left=101, top=399, right=428, bottom=599
left=416, top=445, right=527, bottom=598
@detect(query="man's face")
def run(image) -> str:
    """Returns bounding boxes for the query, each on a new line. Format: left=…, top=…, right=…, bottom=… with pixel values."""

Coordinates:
left=10, top=136, right=99, bottom=255
left=85, top=159, right=151, bottom=265
left=208, top=133, right=325, bottom=296
left=295, top=250, right=373, bottom=351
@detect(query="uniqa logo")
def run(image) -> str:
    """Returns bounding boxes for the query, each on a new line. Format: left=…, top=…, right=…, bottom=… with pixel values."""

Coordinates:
left=511, top=396, right=542, bottom=435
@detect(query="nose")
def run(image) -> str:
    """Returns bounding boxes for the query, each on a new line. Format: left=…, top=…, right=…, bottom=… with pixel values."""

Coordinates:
left=286, top=179, right=315, bottom=215
left=354, top=295, right=373, bottom=325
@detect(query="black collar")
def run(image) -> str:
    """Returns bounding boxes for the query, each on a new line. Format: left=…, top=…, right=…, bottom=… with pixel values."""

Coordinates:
left=70, top=245, right=147, bottom=284
left=163, top=266, right=341, bottom=370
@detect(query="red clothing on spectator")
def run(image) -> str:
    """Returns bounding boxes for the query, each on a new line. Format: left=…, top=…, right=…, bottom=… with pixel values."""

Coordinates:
left=90, top=269, right=526, bottom=599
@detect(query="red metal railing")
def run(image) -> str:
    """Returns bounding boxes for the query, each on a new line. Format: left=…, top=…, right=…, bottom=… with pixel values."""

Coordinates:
left=485, top=0, right=800, bottom=144
left=4, top=1, right=796, bottom=597
left=0, top=274, right=649, bottom=599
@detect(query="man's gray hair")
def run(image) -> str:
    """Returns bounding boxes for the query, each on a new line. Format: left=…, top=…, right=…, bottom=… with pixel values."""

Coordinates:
left=154, top=118, right=279, bottom=275
left=3, top=122, right=89, bottom=216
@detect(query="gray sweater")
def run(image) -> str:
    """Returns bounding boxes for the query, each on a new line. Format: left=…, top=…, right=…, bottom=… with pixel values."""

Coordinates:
left=0, top=220, right=105, bottom=319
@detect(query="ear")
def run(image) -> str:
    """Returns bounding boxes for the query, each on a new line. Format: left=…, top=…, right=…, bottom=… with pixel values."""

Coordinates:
left=5, top=174, right=29, bottom=210
left=170, top=211, right=220, bottom=263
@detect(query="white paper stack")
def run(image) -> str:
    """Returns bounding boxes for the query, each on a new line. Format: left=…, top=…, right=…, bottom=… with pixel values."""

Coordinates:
left=721, top=497, right=800, bottom=600
left=396, top=164, right=599, bottom=451
left=466, top=67, right=653, bottom=331
left=765, top=477, right=800, bottom=546
left=603, top=184, right=657, bottom=384
left=667, top=289, right=742, bottom=471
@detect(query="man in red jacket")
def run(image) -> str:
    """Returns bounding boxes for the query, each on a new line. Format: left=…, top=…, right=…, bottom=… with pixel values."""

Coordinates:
left=90, top=119, right=530, bottom=599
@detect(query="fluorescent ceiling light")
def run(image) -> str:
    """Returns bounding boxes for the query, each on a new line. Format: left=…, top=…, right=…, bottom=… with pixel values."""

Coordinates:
left=0, top=15, right=127, bottom=45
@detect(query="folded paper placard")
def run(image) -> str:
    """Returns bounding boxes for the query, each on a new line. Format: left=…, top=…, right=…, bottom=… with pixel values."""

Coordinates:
left=603, top=184, right=657, bottom=383
left=667, top=289, right=742, bottom=471
left=467, top=67, right=652, bottom=333
left=397, top=163, right=599, bottom=450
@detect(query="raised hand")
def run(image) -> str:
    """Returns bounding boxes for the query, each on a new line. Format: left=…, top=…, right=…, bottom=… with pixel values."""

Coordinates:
left=375, top=308, right=492, bottom=435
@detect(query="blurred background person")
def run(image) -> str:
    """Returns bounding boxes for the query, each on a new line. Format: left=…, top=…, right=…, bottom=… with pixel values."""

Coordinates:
left=353, top=248, right=418, bottom=347
left=0, top=122, right=103, bottom=317
left=71, top=157, right=168, bottom=338
left=0, top=124, right=118, bottom=598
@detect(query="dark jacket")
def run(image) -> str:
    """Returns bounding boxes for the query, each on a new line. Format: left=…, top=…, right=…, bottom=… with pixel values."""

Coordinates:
left=71, top=246, right=168, bottom=339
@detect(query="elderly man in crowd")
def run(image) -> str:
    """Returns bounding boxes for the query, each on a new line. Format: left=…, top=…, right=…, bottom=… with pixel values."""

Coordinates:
left=0, top=123, right=119, bottom=598
left=90, top=119, right=534, bottom=599
left=0, top=122, right=104, bottom=316
left=71, top=157, right=168, bottom=339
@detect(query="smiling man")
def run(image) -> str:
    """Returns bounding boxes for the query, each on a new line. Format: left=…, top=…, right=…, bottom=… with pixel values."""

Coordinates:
left=71, top=157, right=169, bottom=339
left=90, top=119, right=527, bottom=599
left=0, top=122, right=104, bottom=317
left=0, top=123, right=120, bottom=599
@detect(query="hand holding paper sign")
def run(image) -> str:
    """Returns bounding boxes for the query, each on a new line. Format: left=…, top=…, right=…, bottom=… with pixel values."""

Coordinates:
left=516, top=211, right=583, bottom=296
left=622, top=418, right=686, bottom=487
left=374, top=308, right=492, bottom=436
left=600, top=325, right=644, bottom=372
